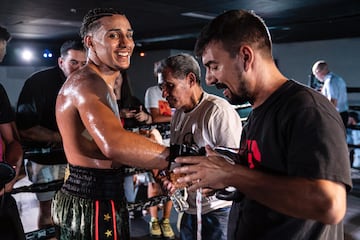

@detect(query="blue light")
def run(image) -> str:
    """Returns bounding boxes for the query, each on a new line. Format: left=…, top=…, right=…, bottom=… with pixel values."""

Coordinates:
left=43, top=49, right=53, bottom=58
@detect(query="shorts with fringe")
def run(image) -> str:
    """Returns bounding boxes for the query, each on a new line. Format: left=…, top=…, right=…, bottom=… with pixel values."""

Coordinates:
left=52, top=164, right=129, bottom=240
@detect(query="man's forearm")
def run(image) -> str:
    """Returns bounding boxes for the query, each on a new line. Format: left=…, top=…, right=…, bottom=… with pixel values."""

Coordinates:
left=5, top=141, right=23, bottom=169
left=20, top=125, right=62, bottom=143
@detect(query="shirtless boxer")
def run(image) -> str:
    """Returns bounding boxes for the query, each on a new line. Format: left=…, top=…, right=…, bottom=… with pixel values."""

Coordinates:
left=51, top=8, right=169, bottom=240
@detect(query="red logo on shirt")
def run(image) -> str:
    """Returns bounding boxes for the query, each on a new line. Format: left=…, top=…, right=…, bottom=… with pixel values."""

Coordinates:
left=158, top=100, right=172, bottom=116
left=246, top=140, right=261, bottom=168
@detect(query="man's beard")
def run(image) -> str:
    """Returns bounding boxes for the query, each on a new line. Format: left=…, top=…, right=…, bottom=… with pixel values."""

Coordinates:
left=216, top=83, right=250, bottom=105
left=227, top=93, right=249, bottom=105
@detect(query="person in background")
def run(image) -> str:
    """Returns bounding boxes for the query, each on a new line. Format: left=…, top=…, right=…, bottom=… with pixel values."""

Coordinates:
left=347, top=111, right=360, bottom=169
left=114, top=70, right=165, bottom=226
left=312, top=60, right=349, bottom=127
left=308, top=73, right=323, bottom=92
left=16, top=39, right=86, bottom=229
left=114, top=70, right=152, bottom=129
left=158, top=53, right=242, bottom=240
left=0, top=25, right=25, bottom=240
left=173, top=9, right=352, bottom=240
left=145, top=61, right=173, bottom=123
left=52, top=8, right=170, bottom=239
left=144, top=61, right=175, bottom=239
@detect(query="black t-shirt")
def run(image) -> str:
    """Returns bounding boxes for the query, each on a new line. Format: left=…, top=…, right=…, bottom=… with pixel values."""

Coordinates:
left=229, top=80, right=352, bottom=240
left=15, top=67, right=67, bottom=163
left=16, top=66, right=65, bottom=132
left=16, top=66, right=65, bottom=150
left=0, top=84, right=14, bottom=124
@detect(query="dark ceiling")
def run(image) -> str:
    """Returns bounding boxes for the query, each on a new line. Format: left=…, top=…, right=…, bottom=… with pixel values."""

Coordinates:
left=2, top=0, right=360, bottom=52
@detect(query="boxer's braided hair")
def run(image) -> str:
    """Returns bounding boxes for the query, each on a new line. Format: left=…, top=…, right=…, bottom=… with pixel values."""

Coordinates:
left=80, top=8, right=124, bottom=38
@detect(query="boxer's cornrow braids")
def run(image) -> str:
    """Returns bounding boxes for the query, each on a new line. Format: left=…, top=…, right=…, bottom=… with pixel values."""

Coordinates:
left=80, top=8, right=124, bottom=38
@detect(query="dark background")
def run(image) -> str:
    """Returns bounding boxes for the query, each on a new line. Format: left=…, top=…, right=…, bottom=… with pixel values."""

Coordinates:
left=1, top=0, right=360, bottom=65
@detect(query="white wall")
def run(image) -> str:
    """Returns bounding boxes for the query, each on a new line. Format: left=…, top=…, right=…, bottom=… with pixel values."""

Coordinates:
left=273, top=38, right=360, bottom=105
left=0, top=66, right=45, bottom=108
left=273, top=38, right=360, bottom=86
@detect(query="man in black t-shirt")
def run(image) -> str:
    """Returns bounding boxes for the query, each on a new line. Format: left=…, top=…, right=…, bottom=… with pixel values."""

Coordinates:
left=16, top=39, right=86, bottom=229
left=172, top=10, right=352, bottom=240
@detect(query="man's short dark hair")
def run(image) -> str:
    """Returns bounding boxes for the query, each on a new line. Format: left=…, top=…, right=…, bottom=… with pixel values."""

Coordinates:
left=80, top=8, right=124, bottom=39
left=60, top=39, right=85, bottom=57
left=194, top=9, right=272, bottom=59
left=0, top=26, right=11, bottom=41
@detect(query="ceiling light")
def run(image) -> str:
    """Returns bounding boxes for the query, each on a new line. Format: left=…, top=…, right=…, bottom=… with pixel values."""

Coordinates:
left=29, top=18, right=82, bottom=27
left=181, top=12, right=216, bottom=20
left=136, top=33, right=197, bottom=44
left=21, top=49, right=33, bottom=62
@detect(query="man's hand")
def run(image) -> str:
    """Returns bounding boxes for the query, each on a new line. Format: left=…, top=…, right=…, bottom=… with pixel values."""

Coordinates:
left=173, top=145, right=233, bottom=191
